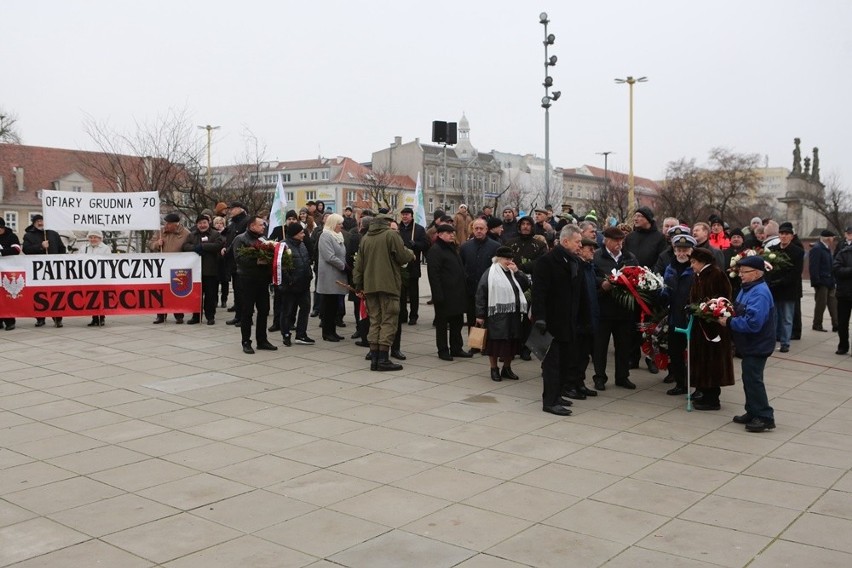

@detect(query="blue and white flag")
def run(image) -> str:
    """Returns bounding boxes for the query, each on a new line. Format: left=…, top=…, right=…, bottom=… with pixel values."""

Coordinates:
left=414, top=171, right=426, bottom=227
left=268, top=173, right=287, bottom=237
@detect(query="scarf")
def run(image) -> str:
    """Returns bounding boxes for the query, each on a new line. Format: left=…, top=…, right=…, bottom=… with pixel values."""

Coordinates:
left=328, top=229, right=345, bottom=244
left=486, top=261, right=527, bottom=316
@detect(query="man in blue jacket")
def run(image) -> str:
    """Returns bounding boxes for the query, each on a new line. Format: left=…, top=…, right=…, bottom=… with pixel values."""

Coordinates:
left=718, top=255, right=776, bottom=433
left=809, top=230, right=837, bottom=332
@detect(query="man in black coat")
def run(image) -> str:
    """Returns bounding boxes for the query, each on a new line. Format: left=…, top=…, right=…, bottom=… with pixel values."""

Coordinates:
left=22, top=214, right=66, bottom=327
left=500, top=207, right=519, bottom=243
left=531, top=224, right=586, bottom=416
left=459, top=218, right=500, bottom=331
left=398, top=207, right=428, bottom=325
left=427, top=225, right=470, bottom=360
left=182, top=215, right=225, bottom=325
left=222, top=202, right=250, bottom=325
left=278, top=222, right=315, bottom=346
left=809, top=230, right=837, bottom=332
left=833, top=233, right=852, bottom=354
left=765, top=222, right=805, bottom=353
left=592, top=226, right=640, bottom=390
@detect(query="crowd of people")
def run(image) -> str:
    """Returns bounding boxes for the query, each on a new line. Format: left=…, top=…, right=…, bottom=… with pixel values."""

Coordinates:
left=4, top=198, right=852, bottom=432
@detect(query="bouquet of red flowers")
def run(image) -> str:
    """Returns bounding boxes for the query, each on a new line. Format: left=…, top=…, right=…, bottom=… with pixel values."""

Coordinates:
left=236, top=239, right=277, bottom=264
left=608, top=265, right=664, bottom=315
left=690, top=297, right=735, bottom=324
left=639, top=311, right=670, bottom=370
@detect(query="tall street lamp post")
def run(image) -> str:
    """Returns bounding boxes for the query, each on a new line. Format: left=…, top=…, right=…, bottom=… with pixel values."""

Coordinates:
left=614, top=76, right=647, bottom=215
left=197, top=124, right=220, bottom=190
left=540, top=12, right=560, bottom=208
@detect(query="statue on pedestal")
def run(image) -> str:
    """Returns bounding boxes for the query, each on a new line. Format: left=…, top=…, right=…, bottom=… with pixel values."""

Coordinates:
left=792, top=138, right=802, bottom=175
left=811, top=147, right=820, bottom=183
left=803, top=156, right=811, bottom=177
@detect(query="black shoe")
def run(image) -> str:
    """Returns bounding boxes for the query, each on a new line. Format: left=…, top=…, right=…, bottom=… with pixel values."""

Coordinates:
left=579, top=386, right=598, bottom=397
left=226, top=318, right=241, bottom=326
left=355, top=340, right=370, bottom=347
left=256, top=341, right=278, bottom=351
left=295, top=335, right=316, bottom=345
left=791, top=335, right=801, bottom=340
left=220, top=300, right=227, bottom=308
left=438, top=353, right=454, bottom=361
left=87, top=318, right=101, bottom=327
left=390, top=349, right=407, bottom=360
left=336, top=319, right=346, bottom=328
left=365, top=351, right=374, bottom=360
left=370, top=352, right=379, bottom=371
left=691, top=390, right=704, bottom=401
left=5, top=324, right=15, bottom=331
left=645, top=357, right=659, bottom=374
left=543, top=405, right=572, bottom=416
left=310, top=311, right=319, bottom=318
left=557, top=397, right=574, bottom=407
left=268, top=324, right=280, bottom=332
left=227, top=306, right=237, bottom=312
left=615, top=378, right=636, bottom=389
left=174, top=317, right=184, bottom=324
left=520, top=347, right=532, bottom=361
left=745, top=417, right=776, bottom=433
left=351, top=331, right=361, bottom=339
left=408, top=317, right=418, bottom=326
left=662, top=373, right=675, bottom=384
left=779, top=345, right=790, bottom=353
left=491, top=368, right=502, bottom=382
left=152, top=315, right=165, bottom=324
left=593, top=378, right=606, bottom=391
left=836, top=349, right=849, bottom=355
left=35, top=318, right=46, bottom=327
left=832, top=326, right=838, bottom=332
left=54, top=319, right=63, bottom=328
left=376, top=354, right=403, bottom=372
left=501, top=367, right=519, bottom=380
left=187, top=317, right=201, bottom=325
left=207, top=319, right=215, bottom=325
left=667, top=386, right=687, bottom=396
left=812, top=326, right=827, bottom=332
left=693, top=402, right=721, bottom=411
left=283, top=335, right=292, bottom=347
left=242, top=343, right=255, bottom=354
left=322, top=335, right=341, bottom=342
left=563, top=388, right=587, bottom=400
left=451, top=350, right=473, bottom=358
left=732, top=413, right=753, bottom=424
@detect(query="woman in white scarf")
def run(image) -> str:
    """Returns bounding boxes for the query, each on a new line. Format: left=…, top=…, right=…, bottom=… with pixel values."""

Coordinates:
left=316, top=213, right=347, bottom=341
left=78, top=230, right=112, bottom=326
left=475, top=246, right=530, bottom=381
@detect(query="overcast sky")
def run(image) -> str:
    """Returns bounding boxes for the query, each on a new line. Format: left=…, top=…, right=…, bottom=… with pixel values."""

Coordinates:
left=3, top=0, right=851, bottom=186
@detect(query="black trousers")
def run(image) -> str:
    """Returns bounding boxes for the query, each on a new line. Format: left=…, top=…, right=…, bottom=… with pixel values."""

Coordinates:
left=405, top=275, right=420, bottom=320
left=271, top=287, right=282, bottom=328
left=542, top=339, right=571, bottom=406
left=239, top=276, right=270, bottom=344
left=593, top=319, right=633, bottom=383
left=668, top=328, right=688, bottom=388
left=280, top=289, right=310, bottom=337
left=435, top=311, right=464, bottom=355
left=231, top=268, right=243, bottom=314
left=193, top=275, right=218, bottom=321
left=566, top=333, right=593, bottom=389
left=792, top=297, right=802, bottom=339
left=320, top=293, right=340, bottom=337
left=392, top=292, right=406, bottom=351
left=837, top=297, right=852, bottom=353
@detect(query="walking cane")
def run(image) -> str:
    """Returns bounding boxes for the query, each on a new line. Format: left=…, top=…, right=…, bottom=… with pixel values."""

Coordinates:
left=674, top=314, right=694, bottom=412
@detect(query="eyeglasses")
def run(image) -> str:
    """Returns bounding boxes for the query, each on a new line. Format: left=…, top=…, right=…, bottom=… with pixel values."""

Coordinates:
left=738, top=268, right=757, bottom=274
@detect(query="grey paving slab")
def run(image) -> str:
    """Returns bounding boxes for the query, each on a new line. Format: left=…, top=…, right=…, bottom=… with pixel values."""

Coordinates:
left=1, top=290, right=851, bottom=567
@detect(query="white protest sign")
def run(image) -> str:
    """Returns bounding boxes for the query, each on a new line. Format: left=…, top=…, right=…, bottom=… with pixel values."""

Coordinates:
left=42, top=190, right=161, bottom=231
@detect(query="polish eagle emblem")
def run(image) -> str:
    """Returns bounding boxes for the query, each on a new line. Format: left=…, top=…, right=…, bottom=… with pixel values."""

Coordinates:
left=0, top=271, right=26, bottom=299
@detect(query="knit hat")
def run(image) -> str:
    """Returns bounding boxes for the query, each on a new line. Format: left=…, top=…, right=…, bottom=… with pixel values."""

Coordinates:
left=729, top=228, right=744, bottom=238
left=286, top=223, right=305, bottom=238
left=635, top=206, right=654, bottom=223
left=285, top=209, right=298, bottom=220
left=487, top=217, right=503, bottom=230
left=737, top=255, right=766, bottom=271
left=31, top=214, right=44, bottom=223
left=584, top=210, right=598, bottom=222
left=214, top=202, right=228, bottom=215
left=778, top=222, right=795, bottom=234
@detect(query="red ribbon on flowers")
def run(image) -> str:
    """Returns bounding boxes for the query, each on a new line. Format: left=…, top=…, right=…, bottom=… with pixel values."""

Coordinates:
left=617, top=273, right=652, bottom=316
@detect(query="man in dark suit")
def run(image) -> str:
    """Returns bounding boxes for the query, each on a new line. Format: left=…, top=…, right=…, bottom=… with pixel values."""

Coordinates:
left=398, top=207, right=428, bottom=325
left=809, top=230, right=837, bottom=332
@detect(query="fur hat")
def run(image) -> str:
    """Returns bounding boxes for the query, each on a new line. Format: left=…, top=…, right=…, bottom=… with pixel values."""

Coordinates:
left=690, top=247, right=716, bottom=265
left=495, top=246, right=514, bottom=258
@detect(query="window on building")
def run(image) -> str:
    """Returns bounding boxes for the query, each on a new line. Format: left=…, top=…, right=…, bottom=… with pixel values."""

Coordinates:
left=310, top=172, right=318, bottom=180
left=321, top=171, right=328, bottom=180
left=450, top=174, right=457, bottom=188
left=250, top=174, right=259, bottom=184
left=4, top=211, right=18, bottom=232
left=70, top=185, right=82, bottom=192
left=428, top=197, right=434, bottom=213
left=491, top=178, right=497, bottom=191
left=428, top=172, right=434, bottom=187
left=439, top=172, right=445, bottom=186
left=300, top=172, right=307, bottom=180
left=305, top=190, right=316, bottom=200
left=282, top=173, right=291, bottom=182
left=285, top=192, right=295, bottom=202
left=346, top=190, right=356, bottom=204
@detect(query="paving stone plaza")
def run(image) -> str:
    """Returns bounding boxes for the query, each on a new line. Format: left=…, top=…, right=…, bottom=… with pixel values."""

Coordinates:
left=1, top=289, right=851, bottom=567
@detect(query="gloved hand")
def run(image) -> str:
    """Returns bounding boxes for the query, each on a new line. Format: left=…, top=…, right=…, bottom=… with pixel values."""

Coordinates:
left=534, top=320, right=547, bottom=333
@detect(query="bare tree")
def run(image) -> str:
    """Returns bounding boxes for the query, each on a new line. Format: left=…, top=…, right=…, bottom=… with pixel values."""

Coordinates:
left=209, top=130, right=272, bottom=216
left=791, top=173, right=852, bottom=235
left=658, top=158, right=707, bottom=223
left=0, top=108, right=22, bottom=144
left=359, top=168, right=401, bottom=211
left=585, top=171, right=630, bottom=223
left=705, top=147, right=761, bottom=221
